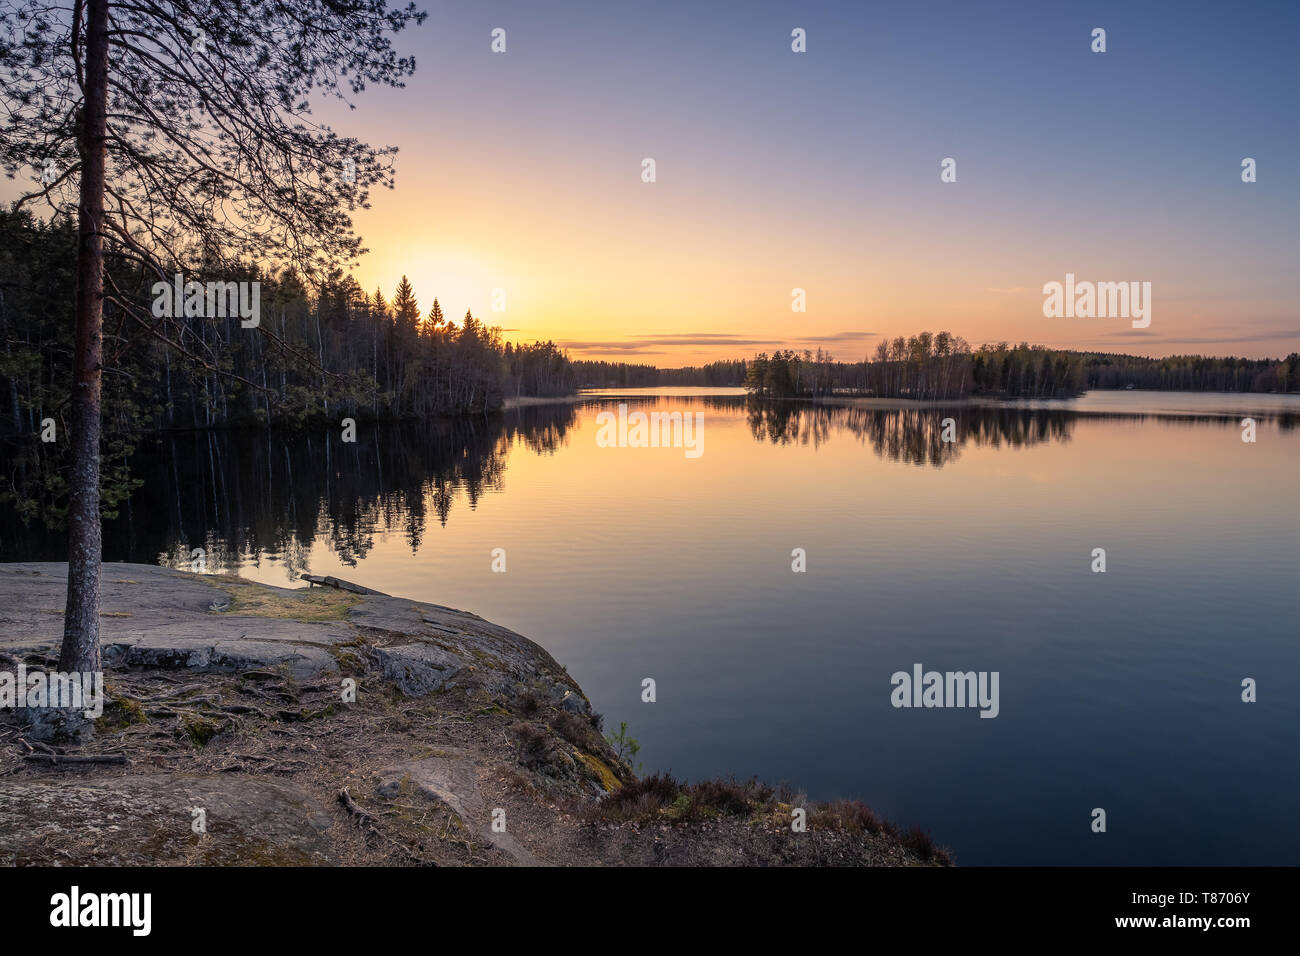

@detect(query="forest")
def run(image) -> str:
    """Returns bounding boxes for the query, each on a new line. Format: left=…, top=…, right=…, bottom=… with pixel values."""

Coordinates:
left=572, top=359, right=747, bottom=388
left=0, top=209, right=575, bottom=531
left=0, top=210, right=576, bottom=437
left=743, top=333, right=1300, bottom=399
left=5, top=211, right=1297, bottom=540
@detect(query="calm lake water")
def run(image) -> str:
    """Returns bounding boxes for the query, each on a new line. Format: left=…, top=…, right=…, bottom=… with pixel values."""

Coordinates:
left=6, top=388, right=1298, bottom=864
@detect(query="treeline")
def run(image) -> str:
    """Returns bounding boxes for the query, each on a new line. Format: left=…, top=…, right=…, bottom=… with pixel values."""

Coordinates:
left=504, top=341, right=578, bottom=398
left=0, top=209, right=579, bottom=531
left=0, top=210, right=578, bottom=439
left=661, top=361, right=748, bottom=386
left=969, top=342, right=1088, bottom=397
left=1079, top=352, right=1300, bottom=392
left=744, top=332, right=1299, bottom=400
left=572, top=359, right=747, bottom=387
left=743, top=337, right=1076, bottom=399
left=744, top=348, right=847, bottom=397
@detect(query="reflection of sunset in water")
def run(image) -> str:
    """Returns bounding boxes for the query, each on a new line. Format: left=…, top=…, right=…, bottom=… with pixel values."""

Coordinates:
left=7, top=391, right=1296, bottom=865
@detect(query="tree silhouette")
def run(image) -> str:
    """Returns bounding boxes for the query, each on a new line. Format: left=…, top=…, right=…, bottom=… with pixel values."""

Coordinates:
left=392, top=275, right=420, bottom=336
left=0, top=0, right=426, bottom=671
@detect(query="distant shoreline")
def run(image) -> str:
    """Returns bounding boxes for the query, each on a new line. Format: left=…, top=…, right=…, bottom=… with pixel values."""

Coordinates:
left=506, top=387, right=1300, bottom=412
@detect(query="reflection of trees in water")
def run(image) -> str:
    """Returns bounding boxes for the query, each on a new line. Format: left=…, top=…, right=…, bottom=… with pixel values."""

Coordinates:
left=504, top=403, right=579, bottom=456
left=1, top=405, right=577, bottom=576
left=744, top=398, right=1298, bottom=466
left=746, top=400, right=835, bottom=449
left=147, top=419, right=515, bottom=574
left=4, top=393, right=1294, bottom=570
left=747, top=401, right=1073, bottom=467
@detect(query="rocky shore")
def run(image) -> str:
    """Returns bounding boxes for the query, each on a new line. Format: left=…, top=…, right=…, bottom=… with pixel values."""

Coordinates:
left=0, top=563, right=949, bottom=866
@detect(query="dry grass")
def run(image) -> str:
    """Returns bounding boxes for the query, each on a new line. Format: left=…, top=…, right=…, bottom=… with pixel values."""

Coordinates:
left=208, top=577, right=360, bottom=622
left=587, top=772, right=954, bottom=864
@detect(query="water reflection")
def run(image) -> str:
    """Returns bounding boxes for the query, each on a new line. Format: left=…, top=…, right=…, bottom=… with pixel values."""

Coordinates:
left=2, top=394, right=1291, bottom=569
left=0, top=405, right=577, bottom=570
left=745, top=402, right=1078, bottom=465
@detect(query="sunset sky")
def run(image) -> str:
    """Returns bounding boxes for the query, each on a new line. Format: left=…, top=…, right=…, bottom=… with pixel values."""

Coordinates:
left=13, top=1, right=1300, bottom=364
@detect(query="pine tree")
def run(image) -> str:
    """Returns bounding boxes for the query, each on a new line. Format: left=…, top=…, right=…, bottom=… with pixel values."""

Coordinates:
left=392, top=276, right=420, bottom=337
left=460, top=309, right=479, bottom=343
left=0, top=0, right=425, bottom=671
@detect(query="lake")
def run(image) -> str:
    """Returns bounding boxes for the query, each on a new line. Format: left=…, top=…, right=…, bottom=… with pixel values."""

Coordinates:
left=5, top=388, right=1297, bottom=864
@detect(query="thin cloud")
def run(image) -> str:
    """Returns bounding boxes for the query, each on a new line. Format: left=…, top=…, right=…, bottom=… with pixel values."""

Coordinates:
left=796, top=331, right=879, bottom=344
left=559, top=330, right=877, bottom=354
left=1092, top=329, right=1300, bottom=346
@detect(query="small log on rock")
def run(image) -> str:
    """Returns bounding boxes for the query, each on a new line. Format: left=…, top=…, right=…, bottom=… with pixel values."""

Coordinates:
left=299, top=574, right=387, bottom=596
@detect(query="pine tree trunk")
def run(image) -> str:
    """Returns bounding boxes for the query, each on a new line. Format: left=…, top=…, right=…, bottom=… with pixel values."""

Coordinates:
left=59, top=0, right=110, bottom=673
